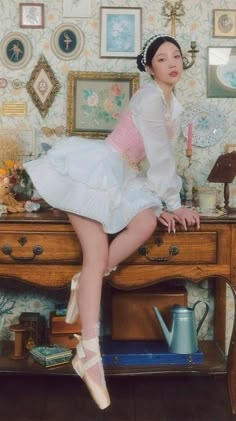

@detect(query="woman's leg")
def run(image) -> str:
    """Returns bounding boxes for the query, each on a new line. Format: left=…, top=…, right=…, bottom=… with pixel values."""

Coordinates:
left=107, top=208, right=157, bottom=271
left=67, top=213, right=110, bottom=409
left=68, top=213, right=109, bottom=333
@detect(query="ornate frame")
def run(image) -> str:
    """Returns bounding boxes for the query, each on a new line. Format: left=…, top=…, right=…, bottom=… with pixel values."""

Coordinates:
left=51, top=23, right=84, bottom=61
left=0, top=32, right=32, bottom=70
left=67, top=71, right=139, bottom=138
left=26, top=55, right=61, bottom=118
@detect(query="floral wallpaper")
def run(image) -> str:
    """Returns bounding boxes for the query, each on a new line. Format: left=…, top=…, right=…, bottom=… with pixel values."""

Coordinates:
left=0, top=0, right=235, bottom=350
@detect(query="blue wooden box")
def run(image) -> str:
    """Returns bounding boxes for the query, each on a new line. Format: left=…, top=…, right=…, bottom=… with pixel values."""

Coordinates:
left=102, top=337, right=204, bottom=366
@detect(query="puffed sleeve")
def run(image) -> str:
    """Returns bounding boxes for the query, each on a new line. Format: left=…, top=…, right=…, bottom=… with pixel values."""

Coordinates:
left=129, top=84, right=182, bottom=213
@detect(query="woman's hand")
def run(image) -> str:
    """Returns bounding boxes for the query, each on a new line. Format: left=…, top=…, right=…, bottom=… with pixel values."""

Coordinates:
left=172, top=207, right=200, bottom=230
left=157, top=211, right=182, bottom=233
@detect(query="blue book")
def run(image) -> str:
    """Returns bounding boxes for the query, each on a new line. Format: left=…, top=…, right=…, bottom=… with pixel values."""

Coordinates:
left=102, top=337, right=203, bottom=366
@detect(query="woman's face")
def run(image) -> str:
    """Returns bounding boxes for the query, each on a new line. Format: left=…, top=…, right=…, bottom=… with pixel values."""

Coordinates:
left=149, top=41, right=183, bottom=89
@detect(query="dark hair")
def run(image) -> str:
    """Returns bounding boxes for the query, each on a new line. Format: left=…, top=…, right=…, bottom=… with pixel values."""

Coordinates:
left=136, top=35, right=183, bottom=72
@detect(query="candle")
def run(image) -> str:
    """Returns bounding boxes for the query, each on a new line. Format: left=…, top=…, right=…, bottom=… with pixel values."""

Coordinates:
left=191, top=31, right=197, bottom=43
left=187, top=123, right=193, bottom=150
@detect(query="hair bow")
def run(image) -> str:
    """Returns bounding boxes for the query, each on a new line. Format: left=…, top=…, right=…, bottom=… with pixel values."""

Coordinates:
left=41, top=126, right=65, bottom=137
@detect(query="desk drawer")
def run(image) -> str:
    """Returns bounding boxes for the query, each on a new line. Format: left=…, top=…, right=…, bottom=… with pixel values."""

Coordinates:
left=0, top=231, right=81, bottom=263
left=125, top=231, right=217, bottom=264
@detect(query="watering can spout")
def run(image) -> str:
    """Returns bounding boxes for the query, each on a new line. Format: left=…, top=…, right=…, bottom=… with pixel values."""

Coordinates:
left=153, top=306, right=171, bottom=346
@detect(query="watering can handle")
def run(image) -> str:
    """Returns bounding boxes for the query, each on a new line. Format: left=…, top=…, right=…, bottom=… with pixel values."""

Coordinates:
left=192, top=300, right=209, bottom=334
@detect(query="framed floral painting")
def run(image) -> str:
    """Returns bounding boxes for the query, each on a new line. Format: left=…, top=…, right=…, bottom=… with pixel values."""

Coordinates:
left=100, top=7, right=142, bottom=58
left=67, top=71, right=139, bottom=138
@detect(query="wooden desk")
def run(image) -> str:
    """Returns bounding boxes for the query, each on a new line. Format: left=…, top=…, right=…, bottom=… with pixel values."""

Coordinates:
left=0, top=211, right=236, bottom=414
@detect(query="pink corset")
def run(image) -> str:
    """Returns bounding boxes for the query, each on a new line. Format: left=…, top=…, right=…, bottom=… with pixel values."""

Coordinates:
left=105, top=111, right=146, bottom=166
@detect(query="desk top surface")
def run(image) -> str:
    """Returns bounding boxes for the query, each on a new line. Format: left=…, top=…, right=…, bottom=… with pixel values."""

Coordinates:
left=0, top=207, right=236, bottom=225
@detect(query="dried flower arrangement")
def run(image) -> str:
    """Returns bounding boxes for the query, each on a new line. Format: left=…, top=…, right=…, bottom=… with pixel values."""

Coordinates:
left=0, top=136, right=24, bottom=166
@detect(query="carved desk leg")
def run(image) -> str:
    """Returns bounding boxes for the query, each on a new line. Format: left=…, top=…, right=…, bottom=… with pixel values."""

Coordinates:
left=227, top=284, right=236, bottom=414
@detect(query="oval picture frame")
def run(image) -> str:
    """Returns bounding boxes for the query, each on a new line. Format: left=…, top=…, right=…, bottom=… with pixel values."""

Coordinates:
left=0, top=32, right=32, bottom=69
left=51, top=23, right=85, bottom=60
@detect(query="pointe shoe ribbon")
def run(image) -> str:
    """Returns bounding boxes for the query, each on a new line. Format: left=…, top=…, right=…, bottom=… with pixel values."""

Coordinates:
left=65, top=273, right=80, bottom=324
left=72, top=335, right=110, bottom=410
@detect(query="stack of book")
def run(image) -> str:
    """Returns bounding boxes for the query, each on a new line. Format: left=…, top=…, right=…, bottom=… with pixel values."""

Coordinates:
left=30, top=345, right=73, bottom=368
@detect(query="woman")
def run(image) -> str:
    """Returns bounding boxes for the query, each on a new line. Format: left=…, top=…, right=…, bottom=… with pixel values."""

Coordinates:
left=24, top=34, right=200, bottom=410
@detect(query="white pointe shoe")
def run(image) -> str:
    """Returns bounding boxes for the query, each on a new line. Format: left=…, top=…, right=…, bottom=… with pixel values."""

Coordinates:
left=65, top=273, right=80, bottom=324
left=72, top=335, right=111, bottom=410
left=104, top=266, right=118, bottom=277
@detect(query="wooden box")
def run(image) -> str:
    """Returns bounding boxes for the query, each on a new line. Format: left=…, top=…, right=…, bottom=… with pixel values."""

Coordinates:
left=111, top=285, right=187, bottom=340
left=48, top=333, right=79, bottom=349
left=50, top=312, right=81, bottom=335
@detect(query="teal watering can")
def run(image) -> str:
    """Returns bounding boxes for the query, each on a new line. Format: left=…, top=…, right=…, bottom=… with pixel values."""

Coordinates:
left=153, top=301, right=209, bottom=354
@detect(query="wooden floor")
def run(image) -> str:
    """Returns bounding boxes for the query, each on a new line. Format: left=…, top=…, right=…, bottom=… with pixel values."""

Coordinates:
left=0, top=374, right=236, bottom=421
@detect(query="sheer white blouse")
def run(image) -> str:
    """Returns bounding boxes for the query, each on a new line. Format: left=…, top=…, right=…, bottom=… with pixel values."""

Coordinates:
left=130, top=81, right=184, bottom=213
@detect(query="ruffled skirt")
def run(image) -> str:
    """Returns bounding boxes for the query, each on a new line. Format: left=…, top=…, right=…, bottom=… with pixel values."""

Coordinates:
left=24, top=137, right=162, bottom=233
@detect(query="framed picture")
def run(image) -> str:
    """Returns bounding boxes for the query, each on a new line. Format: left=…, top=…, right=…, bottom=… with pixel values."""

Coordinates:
left=100, top=7, right=142, bottom=58
left=207, top=47, right=236, bottom=98
left=63, top=0, right=92, bottom=18
left=51, top=23, right=84, bottom=61
left=19, top=3, right=45, bottom=29
left=0, top=32, right=32, bottom=69
left=26, top=55, right=61, bottom=118
left=213, top=9, right=236, bottom=38
left=67, top=71, right=140, bottom=138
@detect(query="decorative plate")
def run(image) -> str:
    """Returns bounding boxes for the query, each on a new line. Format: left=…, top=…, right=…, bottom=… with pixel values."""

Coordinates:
left=182, top=102, right=225, bottom=148
left=51, top=23, right=84, bottom=60
left=0, top=32, right=32, bottom=69
left=0, top=78, right=7, bottom=88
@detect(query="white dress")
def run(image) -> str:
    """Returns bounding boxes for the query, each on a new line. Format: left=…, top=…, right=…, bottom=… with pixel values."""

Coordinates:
left=24, top=82, right=184, bottom=234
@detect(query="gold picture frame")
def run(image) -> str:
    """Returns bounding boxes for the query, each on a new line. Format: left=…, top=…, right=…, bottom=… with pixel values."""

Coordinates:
left=26, top=55, right=61, bottom=118
left=67, top=71, right=139, bottom=138
left=213, top=9, right=236, bottom=38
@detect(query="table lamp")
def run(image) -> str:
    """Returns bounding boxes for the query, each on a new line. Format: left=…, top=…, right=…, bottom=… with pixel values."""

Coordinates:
left=207, top=151, right=236, bottom=214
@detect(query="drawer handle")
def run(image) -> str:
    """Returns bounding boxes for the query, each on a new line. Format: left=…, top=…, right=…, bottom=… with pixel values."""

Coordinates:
left=138, top=245, right=180, bottom=262
left=1, top=244, right=44, bottom=262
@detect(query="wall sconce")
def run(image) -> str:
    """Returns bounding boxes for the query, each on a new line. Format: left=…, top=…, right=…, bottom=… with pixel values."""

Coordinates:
left=183, top=37, right=199, bottom=70
left=161, top=1, right=199, bottom=69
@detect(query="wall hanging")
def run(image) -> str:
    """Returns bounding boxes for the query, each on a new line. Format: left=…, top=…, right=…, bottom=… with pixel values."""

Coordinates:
left=207, top=47, right=236, bottom=98
left=67, top=71, right=139, bottom=138
left=0, top=32, right=32, bottom=70
left=100, top=7, right=142, bottom=58
left=63, top=0, right=92, bottom=18
left=51, top=23, right=84, bottom=61
left=26, top=55, right=61, bottom=118
left=19, top=2, right=45, bottom=29
left=182, top=102, right=225, bottom=148
left=213, top=9, right=236, bottom=38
